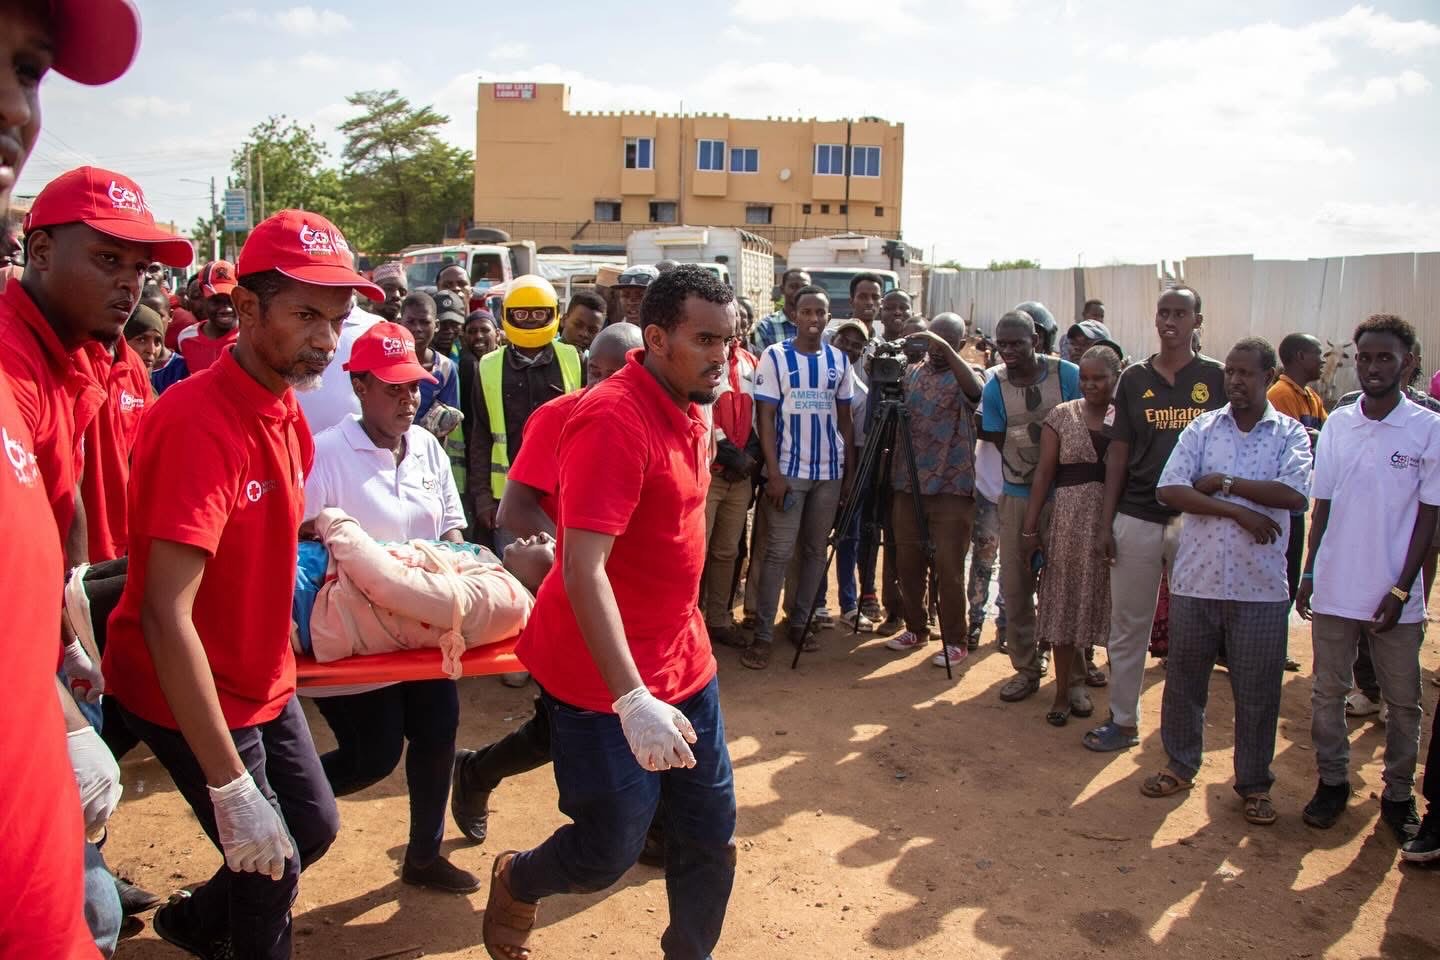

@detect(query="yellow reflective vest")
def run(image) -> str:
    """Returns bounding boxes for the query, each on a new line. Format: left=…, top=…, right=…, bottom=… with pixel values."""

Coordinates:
left=479, top=342, right=582, bottom=499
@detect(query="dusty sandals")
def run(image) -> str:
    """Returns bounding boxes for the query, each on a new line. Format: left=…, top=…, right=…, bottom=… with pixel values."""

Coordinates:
left=1140, top=770, right=1194, bottom=798
left=484, top=852, right=536, bottom=960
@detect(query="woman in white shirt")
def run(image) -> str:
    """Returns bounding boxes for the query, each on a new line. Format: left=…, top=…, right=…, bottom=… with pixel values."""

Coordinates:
left=302, top=321, right=477, bottom=894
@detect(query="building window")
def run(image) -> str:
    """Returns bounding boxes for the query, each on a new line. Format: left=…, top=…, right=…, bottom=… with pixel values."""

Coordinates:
left=730, top=147, right=759, bottom=173
left=839, top=204, right=848, bottom=215
left=745, top=205, right=773, bottom=225
left=801, top=203, right=812, bottom=215
left=594, top=201, right=621, bottom=222
left=697, top=139, right=726, bottom=171
left=820, top=203, right=830, bottom=214
left=814, top=143, right=845, bottom=175
left=875, top=206, right=884, bottom=217
left=649, top=201, right=677, bottom=223
left=851, top=145, right=881, bottom=177
left=624, top=137, right=653, bottom=170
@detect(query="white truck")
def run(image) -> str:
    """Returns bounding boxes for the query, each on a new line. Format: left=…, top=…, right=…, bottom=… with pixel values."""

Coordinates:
left=626, top=226, right=775, bottom=310
left=399, top=239, right=537, bottom=307
left=785, top=233, right=924, bottom=319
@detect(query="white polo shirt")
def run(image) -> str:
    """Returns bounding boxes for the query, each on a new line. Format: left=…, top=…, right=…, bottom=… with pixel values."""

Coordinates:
left=304, top=416, right=467, bottom=542
left=1311, top=394, right=1440, bottom=624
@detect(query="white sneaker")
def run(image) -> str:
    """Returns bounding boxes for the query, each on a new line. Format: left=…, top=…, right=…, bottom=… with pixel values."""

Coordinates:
left=813, top=606, right=835, bottom=628
left=1345, top=691, right=1382, bottom=717
left=840, top=608, right=876, bottom=633
left=885, top=630, right=927, bottom=652
left=931, top=645, right=968, bottom=668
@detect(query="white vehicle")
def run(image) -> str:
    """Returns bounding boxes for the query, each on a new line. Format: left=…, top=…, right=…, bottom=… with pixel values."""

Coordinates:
left=626, top=226, right=775, bottom=309
left=786, top=234, right=924, bottom=319
left=399, top=240, right=537, bottom=307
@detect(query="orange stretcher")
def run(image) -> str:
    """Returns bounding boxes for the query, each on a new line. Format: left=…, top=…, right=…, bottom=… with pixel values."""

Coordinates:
left=294, top=637, right=522, bottom=686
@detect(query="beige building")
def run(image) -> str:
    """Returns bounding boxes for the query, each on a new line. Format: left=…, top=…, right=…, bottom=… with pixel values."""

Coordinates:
left=473, top=82, right=904, bottom=258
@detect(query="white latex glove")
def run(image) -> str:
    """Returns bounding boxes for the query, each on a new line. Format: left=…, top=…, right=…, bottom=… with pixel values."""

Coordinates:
left=68, top=727, right=122, bottom=835
left=612, top=687, right=698, bottom=771
left=208, top=772, right=295, bottom=881
left=62, top=639, right=104, bottom=704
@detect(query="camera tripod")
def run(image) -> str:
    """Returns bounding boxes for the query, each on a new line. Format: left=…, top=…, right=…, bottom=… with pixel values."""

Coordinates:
left=790, top=388, right=951, bottom=678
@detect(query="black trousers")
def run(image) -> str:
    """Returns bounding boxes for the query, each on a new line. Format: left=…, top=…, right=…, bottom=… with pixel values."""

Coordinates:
left=120, top=697, right=339, bottom=960
left=314, top=679, right=459, bottom=862
left=456, top=696, right=551, bottom=793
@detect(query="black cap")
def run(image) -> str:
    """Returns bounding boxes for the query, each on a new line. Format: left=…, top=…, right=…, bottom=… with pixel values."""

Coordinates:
left=433, top=290, right=467, bottom=323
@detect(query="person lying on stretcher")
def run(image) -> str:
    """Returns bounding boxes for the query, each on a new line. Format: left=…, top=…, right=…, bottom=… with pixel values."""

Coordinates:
left=294, top=508, right=554, bottom=676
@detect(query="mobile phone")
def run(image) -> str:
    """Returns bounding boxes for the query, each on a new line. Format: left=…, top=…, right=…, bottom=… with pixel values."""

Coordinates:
left=783, top=490, right=799, bottom=512
left=1030, top=547, right=1046, bottom=574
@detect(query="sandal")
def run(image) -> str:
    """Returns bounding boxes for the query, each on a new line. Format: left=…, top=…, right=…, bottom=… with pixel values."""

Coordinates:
left=1046, top=709, right=1069, bottom=727
left=790, top=629, right=820, bottom=653
left=483, top=852, right=536, bottom=960
left=1085, top=663, right=1108, bottom=687
left=1082, top=721, right=1140, bottom=753
left=1140, top=770, right=1194, bottom=797
left=740, top=641, right=773, bottom=670
left=1243, top=793, right=1277, bottom=826
left=1069, top=690, right=1095, bottom=718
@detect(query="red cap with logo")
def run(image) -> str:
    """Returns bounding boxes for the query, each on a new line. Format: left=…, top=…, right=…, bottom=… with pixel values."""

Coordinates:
left=343, top=322, right=438, bottom=384
left=237, top=210, right=383, bottom=302
left=48, top=0, right=143, bottom=86
left=23, top=166, right=195, bottom=268
left=198, top=260, right=237, bottom=297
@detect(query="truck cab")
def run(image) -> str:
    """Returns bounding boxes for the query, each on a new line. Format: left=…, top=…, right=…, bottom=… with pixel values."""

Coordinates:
left=399, top=241, right=536, bottom=308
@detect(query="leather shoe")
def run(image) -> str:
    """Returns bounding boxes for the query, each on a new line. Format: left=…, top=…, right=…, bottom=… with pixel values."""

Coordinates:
left=451, top=749, right=492, bottom=844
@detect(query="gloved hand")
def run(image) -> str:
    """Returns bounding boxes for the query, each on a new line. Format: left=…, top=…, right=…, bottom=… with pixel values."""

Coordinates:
left=62, top=639, right=104, bottom=704
left=208, top=772, right=295, bottom=881
left=612, top=687, right=698, bottom=771
left=67, top=727, right=122, bottom=835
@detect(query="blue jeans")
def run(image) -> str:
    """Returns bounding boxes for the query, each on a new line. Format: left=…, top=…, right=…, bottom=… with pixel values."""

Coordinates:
left=510, top=676, right=736, bottom=960
left=84, top=842, right=121, bottom=957
left=836, top=489, right=865, bottom=613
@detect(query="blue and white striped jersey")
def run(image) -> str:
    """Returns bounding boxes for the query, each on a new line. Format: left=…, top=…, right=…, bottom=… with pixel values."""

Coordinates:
left=755, top=340, right=855, bottom=481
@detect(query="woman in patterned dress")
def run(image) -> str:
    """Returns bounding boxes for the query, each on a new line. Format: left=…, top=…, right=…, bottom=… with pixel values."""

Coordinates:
left=1022, top=345, right=1124, bottom=725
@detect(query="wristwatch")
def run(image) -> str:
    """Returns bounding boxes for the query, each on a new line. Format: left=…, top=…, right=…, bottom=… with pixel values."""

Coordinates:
left=1221, top=476, right=1235, bottom=497
left=1390, top=586, right=1410, bottom=603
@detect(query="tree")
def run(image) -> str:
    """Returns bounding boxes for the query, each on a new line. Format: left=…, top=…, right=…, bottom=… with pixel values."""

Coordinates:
left=339, top=89, right=473, bottom=253
left=987, top=258, right=1041, bottom=271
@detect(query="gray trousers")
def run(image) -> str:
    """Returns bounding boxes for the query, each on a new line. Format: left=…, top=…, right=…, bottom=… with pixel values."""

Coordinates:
left=1311, top=614, right=1424, bottom=801
left=753, top=478, right=842, bottom=645
left=1106, top=512, right=1182, bottom=729
left=1161, top=595, right=1290, bottom=796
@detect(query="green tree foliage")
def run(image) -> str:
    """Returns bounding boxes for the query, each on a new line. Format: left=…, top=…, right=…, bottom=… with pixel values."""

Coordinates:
left=987, top=258, right=1041, bottom=271
left=338, top=89, right=474, bottom=255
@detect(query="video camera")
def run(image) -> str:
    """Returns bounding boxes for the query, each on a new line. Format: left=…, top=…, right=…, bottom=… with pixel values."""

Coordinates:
left=870, top=338, right=927, bottom=398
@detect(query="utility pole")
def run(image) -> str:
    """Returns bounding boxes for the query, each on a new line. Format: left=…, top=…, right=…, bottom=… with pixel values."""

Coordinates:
left=257, top=151, right=266, bottom=222
left=209, top=176, right=219, bottom=262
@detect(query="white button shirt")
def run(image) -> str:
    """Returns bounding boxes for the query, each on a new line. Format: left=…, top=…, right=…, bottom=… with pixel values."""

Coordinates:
left=298, top=306, right=380, bottom=435
left=1158, top=402, right=1313, bottom=602
left=304, top=416, right=467, bottom=542
left=1310, top=395, right=1440, bottom=624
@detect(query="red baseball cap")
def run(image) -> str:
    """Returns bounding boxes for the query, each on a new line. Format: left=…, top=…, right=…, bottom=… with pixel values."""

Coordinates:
left=48, top=0, right=142, bottom=87
left=343, top=322, right=438, bottom=384
left=198, top=260, right=237, bottom=297
left=237, top=210, right=383, bottom=302
left=23, top=166, right=194, bottom=268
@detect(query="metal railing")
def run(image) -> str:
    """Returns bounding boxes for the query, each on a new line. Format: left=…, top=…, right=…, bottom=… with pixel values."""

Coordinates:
left=475, top=219, right=842, bottom=249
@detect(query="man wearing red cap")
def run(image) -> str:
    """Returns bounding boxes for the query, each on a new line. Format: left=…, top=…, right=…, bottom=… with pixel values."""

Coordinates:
left=177, top=260, right=240, bottom=373
left=103, top=209, right=380, bottom=959
left=0, top=3, right=149, bottom=958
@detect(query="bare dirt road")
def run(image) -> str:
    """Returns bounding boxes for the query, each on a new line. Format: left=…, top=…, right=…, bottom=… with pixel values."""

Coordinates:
left=108, top=610, right=1439, bottom=959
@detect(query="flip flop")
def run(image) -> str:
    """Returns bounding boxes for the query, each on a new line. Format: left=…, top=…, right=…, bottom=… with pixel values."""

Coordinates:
left=1046, top=709, right=1069, bottom=727
left=1082, top=721, right=1140, bottom=753
left=1140, top=770, right=1194, bottom=797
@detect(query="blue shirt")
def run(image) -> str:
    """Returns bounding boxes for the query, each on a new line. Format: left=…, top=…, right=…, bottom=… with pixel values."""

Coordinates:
left=980, top=359, right=1081, bottom=498
left=750, top=311, right=796, bottom=354
left=1157, top=403, right=1313, bottom=602
left=150, top=351, right=189, bottom=395
left=417, top=351, right=459, bottom=420
left=754, top=340, right=855, bottom=482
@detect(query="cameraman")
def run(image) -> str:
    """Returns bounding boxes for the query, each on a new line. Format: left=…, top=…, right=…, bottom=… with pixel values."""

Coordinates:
left=882, top=315, right=986, bottom=668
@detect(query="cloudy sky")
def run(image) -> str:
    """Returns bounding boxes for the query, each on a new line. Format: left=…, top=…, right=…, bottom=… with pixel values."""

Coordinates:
left=19, top=0, right=1438, bottom=267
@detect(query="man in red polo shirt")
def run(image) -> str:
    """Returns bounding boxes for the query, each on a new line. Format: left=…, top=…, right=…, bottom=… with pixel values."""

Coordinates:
left=482, top=266, right=737, bottom=960
left=176, top=259, right=239, bottom=373
left=103, top=210, right=380, bottom=959
left=0, top=3, right=153, bottom=958
left=75, top=320, right=153, bottom=562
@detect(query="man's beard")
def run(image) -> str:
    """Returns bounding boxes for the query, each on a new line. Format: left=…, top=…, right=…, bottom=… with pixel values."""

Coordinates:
left=288, top=373, right=324, bottom=392
left=1361, top=376, right=1399, bottom=398
left=284, top=349, right=333, bottom=392
left=687, top=387, right=722, bottom=405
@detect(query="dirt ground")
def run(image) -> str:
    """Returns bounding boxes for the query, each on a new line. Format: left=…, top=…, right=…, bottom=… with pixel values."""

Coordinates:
left=108, top=595, right=1440, bottom=960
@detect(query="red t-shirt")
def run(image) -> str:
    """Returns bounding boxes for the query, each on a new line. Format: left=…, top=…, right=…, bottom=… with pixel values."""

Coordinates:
left=165, top=305, right=199, bottom=352
left=75, top=339, right=152, bottom=561
left=176, top=323, right=238, bottom=373
left=104, top=349, right=314, bottom=729
left=0, top=373, right=98, bottom=958
left=506, top=390, right=587, bottom=524
left=516, top=351, right=716, bottom=712
left=0, top=281, right=106, bottom=538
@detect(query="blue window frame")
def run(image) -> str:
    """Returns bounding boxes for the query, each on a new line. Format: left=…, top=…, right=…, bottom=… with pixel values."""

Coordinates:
left=814, top=143, right=845, bottom=175
left=697, top=139, right=726, bottom=171
left=730, top=147, right=759, bottom=173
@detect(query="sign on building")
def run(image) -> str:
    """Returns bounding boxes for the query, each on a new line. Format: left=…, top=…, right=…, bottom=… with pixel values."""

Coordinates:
left=223, top=188, right=251, bottom=232
left=493, top=82, right=536, bottom=100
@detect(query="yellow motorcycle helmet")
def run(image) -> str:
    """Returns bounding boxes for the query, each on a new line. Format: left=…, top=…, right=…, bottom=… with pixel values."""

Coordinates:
left=502, top=275, right=560, bottom=349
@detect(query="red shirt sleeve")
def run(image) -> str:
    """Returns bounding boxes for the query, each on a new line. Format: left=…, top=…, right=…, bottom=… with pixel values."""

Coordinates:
left=507, top=400, right=565, bottom=495
left=557, top=398, right=646, bottom=537
left=131, top=410, right=244, bottom=556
